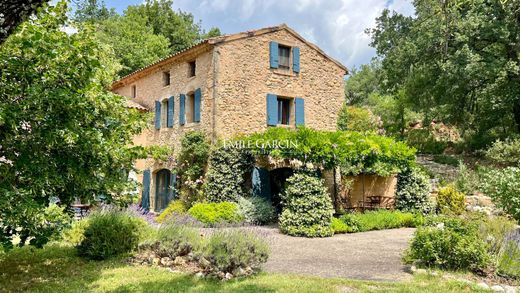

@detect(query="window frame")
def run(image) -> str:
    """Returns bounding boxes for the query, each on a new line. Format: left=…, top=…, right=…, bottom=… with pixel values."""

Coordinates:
left=278, top=45, right=291, bottom=70
left=277, top=96, right=292, bottom=125
left=188, top=61, right=196, bottom=77
left=131, top=85, right=136, bottom=98
left=162, top=71, right=171, bottom=86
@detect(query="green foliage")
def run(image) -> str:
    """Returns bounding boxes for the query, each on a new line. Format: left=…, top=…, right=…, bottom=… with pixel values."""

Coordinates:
left=337, top=105, right=383, bottom=133
left=242, top=127, right=416, bottom=176
left=237, top=196, right=276, bottom=225
left=187, top=202, right=243, bottom=227
left=478, top=215, right=517, bottom=257
left=432, top=155, right=459, bottom=167
left=405, top=217, right=491, bottom=272
left=344, top=61, right=381, bottom=105
left=95, top=11, right=170, bottom=76
left=338, top=210, right=423, bottom=233
left=151, top=222, right=202, bottom=258
left=73, top=0, right=116, bottom=23
left=0, top=2, right=150, bottom=248
left=454, top=162, right=481, bottom=195
left=77, top=210, right=146, bottom=260
left=204, top=145, right=254, bottom=203
left=201, top=230, right=269, bottom=274
left=177, top=131, right=210, bottom=206
left=498, top=233, right=520, bottom=279
left=396, top=167, right=434, bottom=214
left=486, top=138, right=520, bottom=166
left=481, top=167, right=520, bottom=222
left=62, top=219, right=90, bottom=246
left=369, top=1, right=520, bottom=142
left=156, top=200, right=187, bottom=223
left=331, top=217, right=350, bottom=234
left=436, top=185, right=466, bottom=215
left=406, top=129, right=447, bottom=154
left=278, top=174, right=334, bottom=237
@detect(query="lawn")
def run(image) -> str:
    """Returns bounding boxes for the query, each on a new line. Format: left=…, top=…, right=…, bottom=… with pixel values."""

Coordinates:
left=0, top=244, right=488, bottom=293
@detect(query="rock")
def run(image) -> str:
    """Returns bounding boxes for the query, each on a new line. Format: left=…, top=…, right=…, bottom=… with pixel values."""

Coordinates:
left=503, top=285, right=517, bottom=293
left=415, top=268, right=427, bottom=275
left=195, top=272, right=205, bottom=278
left=160, top=257, right=171, bottom=266
left=476, top=282, right=490, bottom=290
left=152, top=257, right=160, bottom=266
left=225, top=272, right=233, bottom=280
left=404, top=265, right=416, bottom=274
left=491, top=285, right=505, bottom=292
left=173, top=256, right=186, bottom=266
left=199, top=257, right=211, bottom=268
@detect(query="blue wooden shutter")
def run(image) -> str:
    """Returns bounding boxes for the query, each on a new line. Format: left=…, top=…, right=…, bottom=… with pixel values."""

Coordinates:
left=266, top=94, right=278, bottom=126
left=167, top=96, right=174, bottom=128
left=179, top=94, right=186, bottom=125
left=168, top=171, right=176, bottom=201
left=252, top=167, right=271, bottom=199
left=292, top=47, right=300, bottom=73
left=194, top=88, right=201, bottom=123
left=155, top=101, right=161, bottom=129
left=141, top=169, right=151, bottom=211
left=269, top=41, right=279, bottom=68
left=295, top=97, right=305, bottom=126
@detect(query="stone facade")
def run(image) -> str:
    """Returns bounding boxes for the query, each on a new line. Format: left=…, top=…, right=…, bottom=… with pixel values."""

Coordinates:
left=111, top=24, right=347, bottom=211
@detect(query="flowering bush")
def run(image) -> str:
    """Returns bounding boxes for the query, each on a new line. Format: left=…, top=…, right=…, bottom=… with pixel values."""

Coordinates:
left=481, top=167, right=520, bottom=221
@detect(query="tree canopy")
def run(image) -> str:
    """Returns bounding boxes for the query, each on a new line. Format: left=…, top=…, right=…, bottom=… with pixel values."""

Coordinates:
left=0, top=2, right=153, bottom=248
left=368, top=0, right=520, bottom=145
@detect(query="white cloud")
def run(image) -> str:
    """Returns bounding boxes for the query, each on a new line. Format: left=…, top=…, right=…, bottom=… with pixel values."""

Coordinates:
left=173, top=0, right=415, bottom=70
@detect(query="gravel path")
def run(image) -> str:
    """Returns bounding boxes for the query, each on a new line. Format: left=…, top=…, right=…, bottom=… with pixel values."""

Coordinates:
left=248, top=226, right=415, bottom=281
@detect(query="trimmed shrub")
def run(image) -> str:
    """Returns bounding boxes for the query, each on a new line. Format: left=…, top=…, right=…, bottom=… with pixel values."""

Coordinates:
left=481, top=167, right=520, bottom=222
left=204, top=146, right=254, bottom=203
left=187, top=202, right=243, bottom=227
left=396, top=167, right=434, bottom=214
left=150, top=222, right=202, bottom=258
left=279, top=173, right=334, bottom=237
left=201, top=230, right=269, bottom=274
left=77, top=211, right=146, bottom=260
left=331, top=217, right=349, bottom=234
left=237, top=196, right=276, bottom=225
left=156, top=200, right=187, bottom=223
left=436, top=185, right=465, bottom=215
left=405, top=217, right=490, bottom=272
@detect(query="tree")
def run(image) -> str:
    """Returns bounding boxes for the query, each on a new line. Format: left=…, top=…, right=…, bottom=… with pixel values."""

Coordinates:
left=344, top=61, right=381, bottom=105
left=95, top=12, right=170, bottom=76
left=128, top=0, right=220, bottom=54
left=73, top=0, right=116, bottom=23
left=0, top=2, right=150, bottom=248
left=0, top=0, right=49, bottom=44
left=369, top=0, right=520, bottom=145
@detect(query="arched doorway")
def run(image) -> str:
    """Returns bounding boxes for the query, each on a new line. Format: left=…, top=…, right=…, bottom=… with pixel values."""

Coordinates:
left=155, top=169, right=172, bottom=212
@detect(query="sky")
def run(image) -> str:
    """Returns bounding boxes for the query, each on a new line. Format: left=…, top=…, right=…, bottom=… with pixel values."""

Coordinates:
left=100, top=0, right=415, bottom=71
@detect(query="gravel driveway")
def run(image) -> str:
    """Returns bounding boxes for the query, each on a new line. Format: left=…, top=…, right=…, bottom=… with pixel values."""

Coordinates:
left=248, top=226, right=415, bottom=281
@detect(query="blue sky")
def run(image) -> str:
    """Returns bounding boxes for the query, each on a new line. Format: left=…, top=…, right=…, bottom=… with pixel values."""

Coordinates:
left=96, top=0, right=415, bottom=70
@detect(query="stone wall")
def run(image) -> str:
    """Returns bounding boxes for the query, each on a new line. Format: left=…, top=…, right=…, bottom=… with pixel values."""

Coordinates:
left=214, top=29, right=346, bottom=138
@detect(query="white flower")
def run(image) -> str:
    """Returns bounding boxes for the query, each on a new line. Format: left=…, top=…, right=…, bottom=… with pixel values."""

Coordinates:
left=436, top=222, right=445, bottom=230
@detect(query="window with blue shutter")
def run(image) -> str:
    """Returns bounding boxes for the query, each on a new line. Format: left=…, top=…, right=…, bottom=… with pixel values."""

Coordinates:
left=292, top=47, right=300, bottom=73
left=295, top=97, right=305, bottom=126
left=167, top=96, right=174, bottom=128
left=141, top=169, right=151, bottom=211
left=155, top=101, right=161, bottom=129
left=269, top=41, right=279, bottom=69
left=194, top=88, right=201, bottom=123
left=266, top=94, right=278, bottom=126
left=179, top=94, right=186, bottom=125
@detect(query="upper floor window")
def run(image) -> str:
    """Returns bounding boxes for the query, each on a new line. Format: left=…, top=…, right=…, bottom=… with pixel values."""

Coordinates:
left=131, top=85, right=136, bottom=98
left=188, top=61, right=196, bottom=77
left=277, top=97, right=291, bottom=125
left=278, top=45, right=291, bottom=70
left=163, top=71, right=170, bottom=86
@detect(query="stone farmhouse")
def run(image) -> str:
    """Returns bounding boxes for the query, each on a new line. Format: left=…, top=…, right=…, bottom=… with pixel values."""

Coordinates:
left=112, top=24, right=348, bottom=212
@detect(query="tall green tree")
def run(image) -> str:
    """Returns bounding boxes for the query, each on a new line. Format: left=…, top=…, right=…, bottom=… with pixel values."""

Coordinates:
left=0, top=2, right=151, bottom=248
left=345, top=61, right=381, bottom=105
left=96, top=12, right=170, bottom=76
left=369, top=0, right=520, bottom=144
left=73, top=0, right=116, bottom=23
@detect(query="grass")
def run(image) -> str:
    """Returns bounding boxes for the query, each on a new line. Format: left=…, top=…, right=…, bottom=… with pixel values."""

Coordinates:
left=0, top=244, right=489, bottom=292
